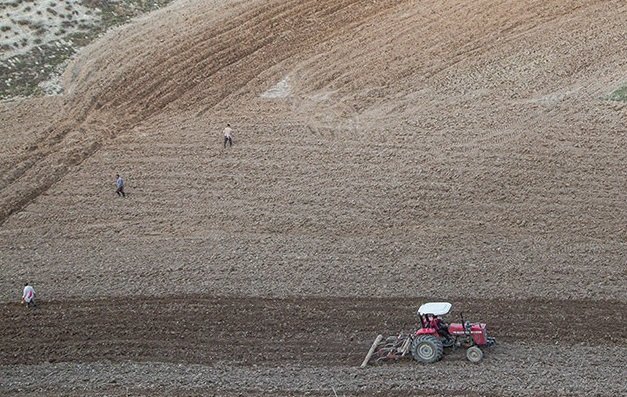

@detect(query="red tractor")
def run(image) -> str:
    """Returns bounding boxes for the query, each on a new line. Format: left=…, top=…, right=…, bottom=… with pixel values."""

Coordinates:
left=361, top=302, right=496, bottom=366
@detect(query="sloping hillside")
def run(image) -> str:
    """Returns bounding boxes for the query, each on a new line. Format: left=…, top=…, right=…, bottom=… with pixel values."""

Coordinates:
left=0, top=1, right=626, bottom=395
left=1, top=0, right=624, bottom=300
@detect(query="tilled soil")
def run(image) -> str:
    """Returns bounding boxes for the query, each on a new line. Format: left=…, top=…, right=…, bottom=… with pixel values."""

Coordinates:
left=1, top=296, right=626, bottom=395
left=2, top=296, right=626, bottom=366
left=0, top=0, right=626, bottom=396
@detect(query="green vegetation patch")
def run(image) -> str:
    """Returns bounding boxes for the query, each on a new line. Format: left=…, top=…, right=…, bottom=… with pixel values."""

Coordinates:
left=607, top=85, right=627, bottom=102
left=0, top=0, right=173, bottom=100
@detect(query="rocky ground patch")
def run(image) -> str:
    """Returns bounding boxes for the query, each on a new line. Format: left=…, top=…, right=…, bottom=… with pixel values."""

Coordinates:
left=0, top=0, right=172, bottom=98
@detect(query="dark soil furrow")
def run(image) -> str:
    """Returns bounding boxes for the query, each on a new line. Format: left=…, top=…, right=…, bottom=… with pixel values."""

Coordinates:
left=1, top=296, right=624, bottom=366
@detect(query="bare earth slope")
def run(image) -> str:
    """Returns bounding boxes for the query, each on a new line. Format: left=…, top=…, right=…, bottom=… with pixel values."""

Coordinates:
left=0, top=0, right=626, bottom=395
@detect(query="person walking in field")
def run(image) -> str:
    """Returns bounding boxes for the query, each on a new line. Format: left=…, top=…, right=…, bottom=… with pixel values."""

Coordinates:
left=22, top=282, right=36, bottom=308
left=223, top=123, right=233, bottom=148
left=115, top=174, right=126, bottom=197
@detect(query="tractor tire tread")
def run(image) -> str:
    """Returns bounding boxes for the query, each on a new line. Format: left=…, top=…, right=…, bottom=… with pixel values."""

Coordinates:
left=411, top=335, right=444, bottom=364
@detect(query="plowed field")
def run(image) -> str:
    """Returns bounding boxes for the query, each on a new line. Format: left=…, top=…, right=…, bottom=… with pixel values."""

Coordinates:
left=1, top=0, right=626, bottom=395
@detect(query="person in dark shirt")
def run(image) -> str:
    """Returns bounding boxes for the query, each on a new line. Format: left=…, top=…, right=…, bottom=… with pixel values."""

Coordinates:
left=116, top=174, right=126, bottom=197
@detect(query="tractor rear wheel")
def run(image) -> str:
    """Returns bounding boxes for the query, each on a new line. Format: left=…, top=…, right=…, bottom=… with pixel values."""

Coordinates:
left=466, top=346, right=484, bottom=363
left=411, top=335, right=444, bottom=364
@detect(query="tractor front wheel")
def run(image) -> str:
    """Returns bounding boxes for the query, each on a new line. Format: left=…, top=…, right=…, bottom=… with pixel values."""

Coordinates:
left=411, top=335, right=444, bottom=364
left=466, top=346, right=484, bottom=363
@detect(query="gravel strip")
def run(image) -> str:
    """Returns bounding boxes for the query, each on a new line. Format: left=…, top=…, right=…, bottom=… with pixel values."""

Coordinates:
left=1, top=343, right=625, bottom=396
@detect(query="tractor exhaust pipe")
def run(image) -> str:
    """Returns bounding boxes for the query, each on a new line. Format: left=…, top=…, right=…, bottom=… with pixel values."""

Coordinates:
left=460, top=312, right=470, bottom=336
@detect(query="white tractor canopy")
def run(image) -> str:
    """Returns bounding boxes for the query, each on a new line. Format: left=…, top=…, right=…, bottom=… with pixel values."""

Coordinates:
left=417, top=302, right=452, bottom=316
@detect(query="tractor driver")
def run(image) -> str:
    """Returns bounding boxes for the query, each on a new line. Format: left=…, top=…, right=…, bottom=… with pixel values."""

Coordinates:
left=430, top=315, right=452, bottom=339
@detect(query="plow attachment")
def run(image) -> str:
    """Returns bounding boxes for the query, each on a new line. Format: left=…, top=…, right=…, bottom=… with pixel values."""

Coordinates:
left=360, top=333, right=412, bottom=367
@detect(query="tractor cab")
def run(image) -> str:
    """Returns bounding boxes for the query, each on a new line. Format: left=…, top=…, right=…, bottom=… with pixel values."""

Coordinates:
left=416, top=302, right=452, bottom=330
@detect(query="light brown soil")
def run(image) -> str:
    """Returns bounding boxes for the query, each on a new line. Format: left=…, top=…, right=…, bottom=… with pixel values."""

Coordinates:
left=0, top=0, right=626, bottom=395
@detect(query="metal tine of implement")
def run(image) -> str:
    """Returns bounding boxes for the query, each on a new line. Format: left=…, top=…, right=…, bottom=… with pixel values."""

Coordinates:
left=400, top=336, right=412, bottom=356
left=360, top=334, right=383, bottom=368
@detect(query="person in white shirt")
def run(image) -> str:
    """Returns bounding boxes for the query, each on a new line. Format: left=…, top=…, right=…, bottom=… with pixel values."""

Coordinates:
left=22, top=283, right=36, bottom=308
left=223, top=123, right=233, bottom=148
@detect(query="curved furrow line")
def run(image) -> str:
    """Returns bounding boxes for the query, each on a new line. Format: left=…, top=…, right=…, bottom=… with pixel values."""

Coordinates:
left=0, top=134, right=103, bottom=225
left=126, top=0, right=370, bottom=121
left=56, top=1, right=297, bottom=132
left=102, top=0, right=312, bottom=108
left=0, top=1, right=304, bottom=223
left=105, top=0, right=352, bottom=118
left=0, top=0, right=373, bottom=225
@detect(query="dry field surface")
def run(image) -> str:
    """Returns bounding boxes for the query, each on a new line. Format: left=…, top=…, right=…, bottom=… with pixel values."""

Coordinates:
left=1, top=0, right=626, bottom=395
